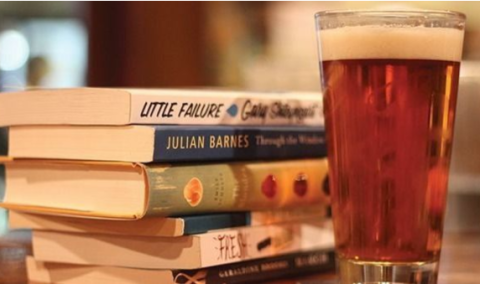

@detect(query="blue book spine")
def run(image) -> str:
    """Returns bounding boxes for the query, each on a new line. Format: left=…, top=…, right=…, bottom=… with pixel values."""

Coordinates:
left=152, top=126, right=326, bottom=162
left=182, top=213, right=250, bottom=235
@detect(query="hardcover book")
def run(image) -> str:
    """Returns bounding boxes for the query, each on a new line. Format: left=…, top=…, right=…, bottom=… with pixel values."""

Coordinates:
left=0, top=88, right=323, bottom=127
left=0, top=159, right=329, bottom=219
left=26, top=249, right=335, bottom=284
left=31, top=220, right=334, bottom=269
left=6, top=125, right=326, bottom=162
left=9, top=206, right=327, bottom=237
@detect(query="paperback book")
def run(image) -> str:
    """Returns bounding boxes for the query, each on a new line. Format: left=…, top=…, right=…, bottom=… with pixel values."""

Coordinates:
left=6, top=125, right=326, bottom=162
left=0, top=88, right=323, bottom=127
left=27, top=249, right=335, bottom=284
left=31, top=219, right=334, bottom=269
left=9, top=206, right=326, bottom=237
left=0, top=159, right=329, bottom=219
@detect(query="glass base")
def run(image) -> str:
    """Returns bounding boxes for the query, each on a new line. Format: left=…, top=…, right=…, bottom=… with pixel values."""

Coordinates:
left=337, top=257, right=439, bottom=284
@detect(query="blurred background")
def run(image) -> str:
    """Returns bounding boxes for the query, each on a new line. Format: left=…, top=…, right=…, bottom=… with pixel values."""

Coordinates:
left=0, top=2, right=479, bottom=233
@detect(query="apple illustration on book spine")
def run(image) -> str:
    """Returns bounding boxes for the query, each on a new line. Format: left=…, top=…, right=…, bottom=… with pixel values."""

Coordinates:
left=261, top=175, right=277, bottom=199
left=294, top=173, right=308, bottom=197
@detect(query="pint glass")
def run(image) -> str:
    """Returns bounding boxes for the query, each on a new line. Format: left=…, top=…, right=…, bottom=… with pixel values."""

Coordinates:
left=315, top=10, right=465, bottom=283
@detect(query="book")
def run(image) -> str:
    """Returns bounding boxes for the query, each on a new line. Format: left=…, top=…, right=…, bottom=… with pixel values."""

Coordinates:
left=0, top=88, right=323, bottom=127
left=6, top=125, right=326, bottom=162
left=0, top=128, right=6, bottom=156
left=9, top=206, right=326, bottom=237
left=31, top=219, right=334, bottom=269
left=26, top=249, right=335, bottom=284
left=0, top=159, right=329, bottom=220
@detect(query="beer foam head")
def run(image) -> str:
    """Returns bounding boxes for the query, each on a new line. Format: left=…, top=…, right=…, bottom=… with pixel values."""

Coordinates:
left=318, top=26, right=464, bottom=62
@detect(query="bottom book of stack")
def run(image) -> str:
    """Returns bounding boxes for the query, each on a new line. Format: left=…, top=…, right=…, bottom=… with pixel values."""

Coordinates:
left=11, top=210, right=335, bottom=284
left=27, top=249, right=335, bottom=284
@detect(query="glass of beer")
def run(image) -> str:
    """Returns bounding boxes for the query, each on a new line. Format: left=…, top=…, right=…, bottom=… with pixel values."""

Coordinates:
left=315, top=10, right=465, bottom=284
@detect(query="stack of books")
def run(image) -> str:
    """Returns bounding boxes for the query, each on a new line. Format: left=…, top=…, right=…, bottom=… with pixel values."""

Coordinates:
left=0, top=88, right=335, bottom=284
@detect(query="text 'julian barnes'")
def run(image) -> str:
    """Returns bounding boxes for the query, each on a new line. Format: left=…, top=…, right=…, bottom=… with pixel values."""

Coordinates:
left=166, top=134, right=324, bottom=150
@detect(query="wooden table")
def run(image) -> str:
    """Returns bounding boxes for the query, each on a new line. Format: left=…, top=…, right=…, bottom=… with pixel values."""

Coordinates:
left=438, top=232, right=480, bottom=284
left=267, top=232, right=480, bottom=284
left=0, top=230, right=31, bottom=284
left=0, top=231, right=478, bottom=284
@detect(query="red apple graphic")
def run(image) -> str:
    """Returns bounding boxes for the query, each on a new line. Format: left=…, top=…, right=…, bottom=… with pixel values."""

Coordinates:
left=294, top=173, right=308, bottom=197
left=262, top=175, right=277, bottom=199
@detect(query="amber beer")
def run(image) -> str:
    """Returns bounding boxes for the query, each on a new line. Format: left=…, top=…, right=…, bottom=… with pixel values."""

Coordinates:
left=324, top=58, right=459, bottom=261
left=316, top=11, right=465, bottom=284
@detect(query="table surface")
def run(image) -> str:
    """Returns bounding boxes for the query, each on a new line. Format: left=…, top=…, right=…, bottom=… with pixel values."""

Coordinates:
left=437, top=232, right=480, bottom=284
left=1, top=231, right=478, bottom=284
left=267, top=232, right=480, bottom=284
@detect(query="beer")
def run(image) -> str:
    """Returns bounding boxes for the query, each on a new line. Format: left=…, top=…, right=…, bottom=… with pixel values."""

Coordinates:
left=316, top=14, right=465, bottom=283
left=323, top=58, right=459, bottom=262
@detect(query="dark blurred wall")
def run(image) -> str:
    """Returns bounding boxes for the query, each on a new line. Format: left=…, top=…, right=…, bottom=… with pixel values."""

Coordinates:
left=87, top=2, right=207, bottom=87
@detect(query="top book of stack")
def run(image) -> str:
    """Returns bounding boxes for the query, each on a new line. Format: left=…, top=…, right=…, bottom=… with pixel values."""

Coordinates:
left=0, top=88, right=323, bottom=127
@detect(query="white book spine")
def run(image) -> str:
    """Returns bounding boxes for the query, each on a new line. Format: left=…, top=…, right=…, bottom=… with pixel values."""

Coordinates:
left=199, top=220, right=334, bottom=267
left=130, top=91, right=324, bottom=126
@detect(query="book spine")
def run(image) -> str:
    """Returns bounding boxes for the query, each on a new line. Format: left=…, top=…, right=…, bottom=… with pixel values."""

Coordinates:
left=198, top=220, right=334, bottom=268
left=248, top=206, right=327, bottom=226
left=172, top=249, right=335, bottom=284
left=0, top=164, right=4, bottom=202
left=145, top=159, right=329, bottom=216
left=182, top=213, right=249, bottom=235
left=182, top=207, right=327, bottom=235
left=0, top=128, right=7, bottom=156
left=130, top=92, right=323, bottom=126
left=152, top=126, right=326, bottom=162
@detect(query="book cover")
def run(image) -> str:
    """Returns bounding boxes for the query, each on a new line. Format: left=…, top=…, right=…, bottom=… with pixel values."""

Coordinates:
left=0, top=159, right=329, bottom=219
left=9, top=207, right=326, bottom=237
left=152, top=125, right=326, bottom=162
left=32, top=220, right=334, bottom=269
left=27, top=249, right=335, bottom=284
left=131, top=89, right=323, bottom=126
left=177, top=249, right=336, bottom=284
left=144, top=159, right=329, bottom=216
left=0, top=88, right=323, bottom=126
left=7, top=125, right=326, bottom=162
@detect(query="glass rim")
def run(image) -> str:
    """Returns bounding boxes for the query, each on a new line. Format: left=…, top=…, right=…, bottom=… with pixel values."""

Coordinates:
left=315, top=9, right=466, bottom=21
